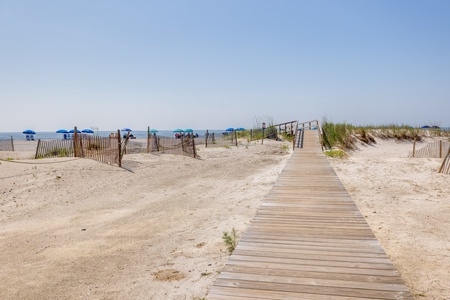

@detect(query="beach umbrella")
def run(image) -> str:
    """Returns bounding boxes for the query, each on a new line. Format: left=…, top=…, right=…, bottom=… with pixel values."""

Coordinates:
left=22, top=129, right=36, bottom=134
left=185, top=128, right=194, bottom=133
left=149, top=129, right=158, bottom=133
left=235, top=127, right=245, bottom=131
left=421, top=125, right=430, bottom=129
left=81, top=129, right=94, bottom=133
left=173, top=129, right=184, bottom=133
left=69, top=129, right=81, bottom=133
left=56, top=129, right=68, bottom=134
left=121, top=128, right=132, bottom=132
left=225, top=128, right=234, bottom=132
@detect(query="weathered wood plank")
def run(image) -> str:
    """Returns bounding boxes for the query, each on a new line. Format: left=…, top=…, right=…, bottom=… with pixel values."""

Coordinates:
left=208, top=129, right=413, bottom=299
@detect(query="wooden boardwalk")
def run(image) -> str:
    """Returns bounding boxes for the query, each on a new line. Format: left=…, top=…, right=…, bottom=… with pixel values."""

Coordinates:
left=208, top=130, right=413, bottom=299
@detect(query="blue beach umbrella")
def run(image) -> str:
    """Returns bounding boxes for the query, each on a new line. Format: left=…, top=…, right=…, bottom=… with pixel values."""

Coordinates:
left=173, top=129, right=184, bottom=133
left=225, top=128, right=234, bottom=132
left=81, top=129, right=94, bottom=133
left=185, top=128, right=194, bottom=133
left=69, top=129, right=81, bottom=133
left=22, top=129, right=36, bottom=134
left=149, top=129, right=158, bottom=133
left=235, top=127, right=245, bottom=131
left=56, top=129, right=68, bottom=134
left=121, top=128, right=132, bottom=132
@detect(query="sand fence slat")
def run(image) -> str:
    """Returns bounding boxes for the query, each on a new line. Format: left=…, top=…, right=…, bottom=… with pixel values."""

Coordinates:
left=409, top=140, right=450, bottom=158
left=0, top=137, right=14, bottom=151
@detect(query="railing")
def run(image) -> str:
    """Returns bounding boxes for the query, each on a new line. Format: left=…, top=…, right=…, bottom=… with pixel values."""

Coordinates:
left=294, top=119, right=324, bottom=150
left=274, top=120, right=298, bottom=136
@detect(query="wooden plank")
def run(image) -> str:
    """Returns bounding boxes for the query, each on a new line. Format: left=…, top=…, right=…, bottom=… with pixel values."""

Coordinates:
left=208, top=129, right=413, bottom=299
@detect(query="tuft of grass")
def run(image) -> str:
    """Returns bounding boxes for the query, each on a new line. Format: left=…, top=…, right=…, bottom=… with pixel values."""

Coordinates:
left=281, top=132, right=294, bottom=142
left=6, top=157, right=14, bottom=161
left=325, top=150, right=347, bottom=159
left=280, top=144, right=290, bottom=152
left=37, top=147, right=70, bottom=158
left=222, top=228, right=238, bottom=254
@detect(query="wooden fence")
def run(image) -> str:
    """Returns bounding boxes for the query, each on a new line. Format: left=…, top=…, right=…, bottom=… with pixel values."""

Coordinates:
left=123, top=134, right=197, bottom=158
left=0, top=137, right=14, bottom=151
left=35, top=134, right=121, bottom=166
left=409, top=140, right=450, bottom=158
left=201, top=131, right=238, bottom=148
left=438, top=148, right=450, bottom=174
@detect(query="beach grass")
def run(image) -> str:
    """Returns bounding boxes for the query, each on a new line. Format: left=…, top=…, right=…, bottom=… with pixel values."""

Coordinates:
left=322, top=121, right=449, bottom=150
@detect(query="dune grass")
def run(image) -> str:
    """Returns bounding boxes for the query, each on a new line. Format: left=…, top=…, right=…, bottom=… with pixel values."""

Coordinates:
left=322, top=121, right=449, bottom=150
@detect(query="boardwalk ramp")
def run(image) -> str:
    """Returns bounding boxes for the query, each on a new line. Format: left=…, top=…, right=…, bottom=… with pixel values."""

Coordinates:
left=208, top=129, right=413, bottom=299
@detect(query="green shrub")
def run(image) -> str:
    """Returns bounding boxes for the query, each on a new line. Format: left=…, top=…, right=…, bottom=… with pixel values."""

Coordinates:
left=222, top=228, right=238, bottom=254
left=324, top=150, right=347, bottom=158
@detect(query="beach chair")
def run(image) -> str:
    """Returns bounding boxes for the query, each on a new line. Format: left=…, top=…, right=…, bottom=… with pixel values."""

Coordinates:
left=26, top=135, right=30, bottom=141
left=30, top=135, right=35, bottom=141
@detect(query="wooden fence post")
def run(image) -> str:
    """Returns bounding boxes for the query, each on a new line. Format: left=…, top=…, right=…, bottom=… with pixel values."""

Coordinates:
left=438, top=148, right=450, bottom=173
left=262, top=128, right=265, bottom=145
left=412, top=138, right=416, bottom=157
left=35, top=140, right=41, bottom=159
left=250, top=129, right=253, bottom=141
left=73, top=126, right=78, bottom=157
left=235, top=131, right=238, bottom=147
left=440, top=140, right=443, bottom=158
left=79, top=134, right=84, bottom=158
left=147, top=126, right=150, bottom=153
left=205, top=130, right=208, bottom=148
left=193, top=138, right=197, bottom=158
left=117, top=130, right=122, bottom=167
left=10, top=136, right=14, bottom=152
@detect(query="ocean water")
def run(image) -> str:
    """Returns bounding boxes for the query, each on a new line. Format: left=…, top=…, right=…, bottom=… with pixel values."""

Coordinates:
left=0, top=130, right=227, bottom=141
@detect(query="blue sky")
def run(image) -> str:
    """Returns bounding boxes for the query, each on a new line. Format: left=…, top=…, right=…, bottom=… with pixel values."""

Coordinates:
left=1, top=0, right=449, bottom=131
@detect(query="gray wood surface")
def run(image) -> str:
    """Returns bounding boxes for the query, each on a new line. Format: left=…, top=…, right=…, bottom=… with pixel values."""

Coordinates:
left=208, top=130, right=413, bottom=299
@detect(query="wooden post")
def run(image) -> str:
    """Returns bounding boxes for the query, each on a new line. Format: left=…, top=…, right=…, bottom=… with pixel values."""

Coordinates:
left=205, top=130, right=208, bottom=148
left=117, top=130, right=122, bottom=167
left=212, top=132, right=215, bottom=144
left=79, top=134, right=84, bottom=158
left=235, top=130, right=238, bottom=147
left=73, top=126, right=78, bottom=157
left=292, top=132, right=295, bottom=151
left=438, top=148, right=450, bottom=173
left=181, top=134, right=184, bottom=155
left=34, top=139, right=41, bottom=159
left=412, top=138, right=416, bottom=157
left=250, top=129, right=253, bottom=141
left=10, top=136, right=14, bottom=152
left=193, top=137, right=197, bottom=158
left=439, top=140, right=443, bottom=158
left=154, top=133, right=159, bottom=152
left=147, top=126, right=150, bottom=153
left=262, top=128, right=265, bottom=145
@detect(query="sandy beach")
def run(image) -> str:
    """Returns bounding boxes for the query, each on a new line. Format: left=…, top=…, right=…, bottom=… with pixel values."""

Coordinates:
left=328, top=138, right=450, bottom=299
left=0, top=139, right=292, bottom=299
left=1, top=137, right=449, bottom=299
